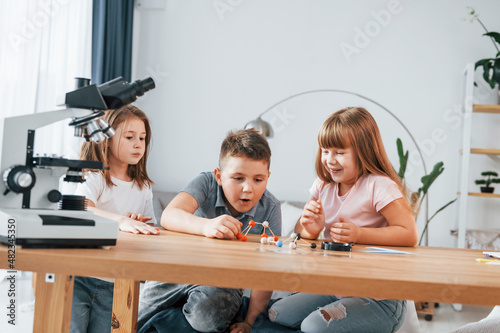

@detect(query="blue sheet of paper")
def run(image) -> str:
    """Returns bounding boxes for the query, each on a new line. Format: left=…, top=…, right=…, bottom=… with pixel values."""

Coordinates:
left=356, top=247, right=418, bottom=255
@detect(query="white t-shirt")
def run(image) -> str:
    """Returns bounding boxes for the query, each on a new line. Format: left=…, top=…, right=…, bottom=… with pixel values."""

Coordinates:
left=75, top=172, right=156, bottom=282
left=75, top=172, right=156, bottom=225
left=310, top=174, right=403, bottom=241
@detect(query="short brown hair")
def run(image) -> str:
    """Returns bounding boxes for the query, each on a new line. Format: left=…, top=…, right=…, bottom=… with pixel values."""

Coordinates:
left=219, top=129, right=271, bottom=169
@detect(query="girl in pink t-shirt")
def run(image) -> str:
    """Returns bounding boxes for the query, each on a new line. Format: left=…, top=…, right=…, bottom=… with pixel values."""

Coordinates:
left=268, top=107, right=418, bottom=333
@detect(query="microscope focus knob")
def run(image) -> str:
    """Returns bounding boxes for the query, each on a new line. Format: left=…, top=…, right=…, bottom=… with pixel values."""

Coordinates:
left=47, top=190, right=62, bottom=203
left=3, top=165, right=36, bottom=193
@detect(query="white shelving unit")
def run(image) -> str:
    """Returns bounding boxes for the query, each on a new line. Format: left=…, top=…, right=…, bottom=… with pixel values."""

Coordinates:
left=456, top=63, right=500, bottom=249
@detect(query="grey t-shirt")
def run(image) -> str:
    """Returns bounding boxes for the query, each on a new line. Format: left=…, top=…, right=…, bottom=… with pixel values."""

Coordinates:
left=182, top=171, right=282, bottom=236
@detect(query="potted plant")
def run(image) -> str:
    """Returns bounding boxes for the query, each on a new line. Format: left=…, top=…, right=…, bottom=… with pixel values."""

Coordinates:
left=466, top=7, right=500, bottom=90
left=475, top=171, right=500, bottom=193
left=396, top=138, right=457, bottom=320
left=396, top=139, right=457, bottom=246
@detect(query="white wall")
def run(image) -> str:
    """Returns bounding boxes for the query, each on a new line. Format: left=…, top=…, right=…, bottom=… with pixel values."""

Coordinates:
left=131, top=0, right=500, bottom=247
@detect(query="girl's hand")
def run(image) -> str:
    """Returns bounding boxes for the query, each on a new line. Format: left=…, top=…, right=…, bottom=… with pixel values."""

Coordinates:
left=119, top=218, right=160, bottom=235
left=330, top=216, right=359, bottom=243
left=229, top=322, right=251, bottom=333
left=299, top=199, right=325, bottom=236
left=126, top=212, right=153, bottom=223
left=204, top=215, right=242, bottom=239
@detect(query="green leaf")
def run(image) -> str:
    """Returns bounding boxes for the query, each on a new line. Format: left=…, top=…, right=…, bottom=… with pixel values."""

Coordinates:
left=418, top=162, right=444, bottom=196
left=418, top=198, right=457, bottom=246
left=484, top=32, right=500, bottom=45
left=429, top=198, right=458, bottom=223
left=396, top=138, right=408, bottom=179
left=482, top=61, right=496, bottom=88
left=475, top=58, right=493, bottom=69
left=481, top=171, right=498, bottom=177
left=475, top=59, right=498, bottom=87
left=495, top=58, right=500, bottom=86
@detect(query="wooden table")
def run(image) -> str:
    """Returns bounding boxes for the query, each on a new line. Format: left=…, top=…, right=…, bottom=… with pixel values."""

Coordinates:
left=1, top=231, right=499, bottom=332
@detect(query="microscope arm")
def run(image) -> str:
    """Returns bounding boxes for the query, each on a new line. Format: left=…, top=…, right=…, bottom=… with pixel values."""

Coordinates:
left=0, top=108, right=96, bottom=209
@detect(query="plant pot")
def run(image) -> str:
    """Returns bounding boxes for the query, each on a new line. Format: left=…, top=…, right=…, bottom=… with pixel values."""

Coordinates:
left=480, top=186, right=494, bottom=193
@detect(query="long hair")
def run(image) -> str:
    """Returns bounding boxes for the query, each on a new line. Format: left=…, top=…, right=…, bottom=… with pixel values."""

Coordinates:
left=315, top=107, right=410, bottom=207
left=79, top=104, right=154, bottom=189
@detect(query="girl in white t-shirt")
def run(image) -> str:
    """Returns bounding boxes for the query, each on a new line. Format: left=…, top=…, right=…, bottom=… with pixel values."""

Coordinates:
left=268, top=107, right=418, bottom=333
left=71, top=105, right=159, bottom=333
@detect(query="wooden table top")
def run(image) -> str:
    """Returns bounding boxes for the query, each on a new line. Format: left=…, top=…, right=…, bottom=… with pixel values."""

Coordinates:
left=2, top=231, right=499, bottom=306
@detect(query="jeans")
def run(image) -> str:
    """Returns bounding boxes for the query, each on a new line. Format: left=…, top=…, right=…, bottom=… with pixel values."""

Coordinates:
left=268, top=293, right=406, bottom=333
left=70, top=276, right=114, bottom=333
left=138, top=281, right=243, bottom=332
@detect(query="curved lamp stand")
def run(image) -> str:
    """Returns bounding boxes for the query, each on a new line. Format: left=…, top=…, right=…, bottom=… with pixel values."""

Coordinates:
left=244, top=89, right=430, bottom=245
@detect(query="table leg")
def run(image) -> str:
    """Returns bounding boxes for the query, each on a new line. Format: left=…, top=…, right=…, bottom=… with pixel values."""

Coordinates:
left=32, top=272, right=37, bottom=292
left=112, top=279, right=140, bottom=333
left=33, top=273, right=74, bottom=333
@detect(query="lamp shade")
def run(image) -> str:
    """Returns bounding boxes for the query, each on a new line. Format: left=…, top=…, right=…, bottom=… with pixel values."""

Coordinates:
left=244, top=117, right=273, bottom=138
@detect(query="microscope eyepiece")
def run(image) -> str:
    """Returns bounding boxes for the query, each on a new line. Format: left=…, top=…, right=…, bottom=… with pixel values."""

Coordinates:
left=131, top=77, right=155, bottom=97
left=65, top=76, right=156, bottom=110
left=98, top=77, right=156, bottom=109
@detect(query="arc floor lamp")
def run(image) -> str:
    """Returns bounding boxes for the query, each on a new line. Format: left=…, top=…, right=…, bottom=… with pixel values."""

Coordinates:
left=244, top=89, right=430, bottom=244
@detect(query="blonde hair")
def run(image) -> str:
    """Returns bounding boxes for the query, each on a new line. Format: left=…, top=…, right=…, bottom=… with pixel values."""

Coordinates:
left=79, top=105, right=154, bottom=189
left=315, top=107, right=410, bottom=207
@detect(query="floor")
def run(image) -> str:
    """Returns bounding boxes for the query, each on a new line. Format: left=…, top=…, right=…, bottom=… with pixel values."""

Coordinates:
left=0, top=270, right=494, bottom=333
left=418, top=303, right=494, bottom=332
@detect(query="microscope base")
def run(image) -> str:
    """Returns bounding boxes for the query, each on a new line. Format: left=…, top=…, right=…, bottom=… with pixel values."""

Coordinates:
left=0, top=236, right=117, bottom=248
left=0, top=208, right=119, bottom=248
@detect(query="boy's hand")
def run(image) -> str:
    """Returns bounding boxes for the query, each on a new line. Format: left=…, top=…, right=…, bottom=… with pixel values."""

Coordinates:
left=299, top=199, right=325, bottom=236
left=204, top=215, right=242, bottom=239
left=119, top=218, right=160, bottom=235
left=330, top=216, right=359, bottom=243
left=229, top=322, right=251, bottom=333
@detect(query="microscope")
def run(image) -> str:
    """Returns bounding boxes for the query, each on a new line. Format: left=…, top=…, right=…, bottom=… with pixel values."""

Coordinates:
left=0, top=76, right=155, bottom=248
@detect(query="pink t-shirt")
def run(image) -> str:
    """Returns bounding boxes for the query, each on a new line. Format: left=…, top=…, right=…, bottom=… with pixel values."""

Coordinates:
left=310, top=174, right=403, bottom=240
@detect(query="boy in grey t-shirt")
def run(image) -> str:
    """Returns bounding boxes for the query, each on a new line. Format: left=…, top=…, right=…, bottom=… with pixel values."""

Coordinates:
left=138, top=129, right=281, bottom=333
